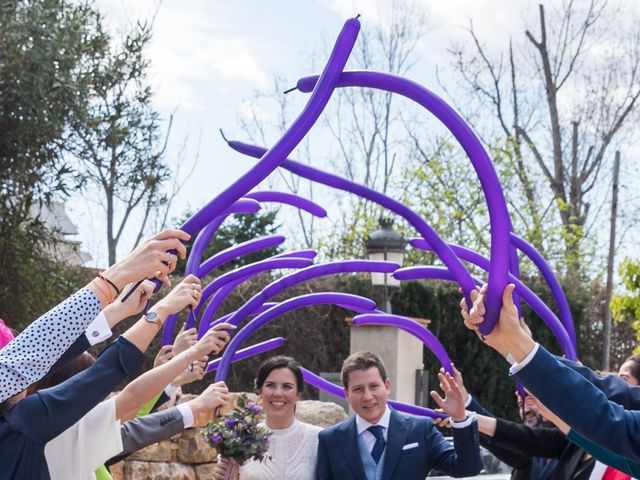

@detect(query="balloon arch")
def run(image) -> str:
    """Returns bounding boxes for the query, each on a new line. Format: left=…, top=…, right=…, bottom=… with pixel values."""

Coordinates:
left=128, top=17, right=576, bottom=417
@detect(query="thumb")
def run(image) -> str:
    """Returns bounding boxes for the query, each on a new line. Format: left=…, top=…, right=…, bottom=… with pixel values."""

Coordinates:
left=502, top=283, right=516, bottom=309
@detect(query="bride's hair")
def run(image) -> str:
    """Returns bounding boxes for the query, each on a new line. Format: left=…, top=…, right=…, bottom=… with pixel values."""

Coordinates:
left=255, top=356, right=304, bottom=393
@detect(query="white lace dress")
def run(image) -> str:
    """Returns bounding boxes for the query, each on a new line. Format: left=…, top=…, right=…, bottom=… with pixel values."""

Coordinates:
left=240, top=419, right=322, bottom=480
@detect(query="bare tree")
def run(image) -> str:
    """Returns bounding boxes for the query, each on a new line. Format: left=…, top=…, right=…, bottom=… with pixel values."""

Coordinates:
left=70, top=21, right=172, bottom=265
left=445, top=0, right=640, bottom=275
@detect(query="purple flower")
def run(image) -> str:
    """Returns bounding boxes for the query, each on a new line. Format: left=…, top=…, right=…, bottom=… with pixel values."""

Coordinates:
left=211, top=434, right=222, bottom=444
left=225, top=418, right=236, bottom=428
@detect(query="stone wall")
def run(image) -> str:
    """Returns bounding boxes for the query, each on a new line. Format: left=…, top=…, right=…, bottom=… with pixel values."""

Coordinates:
left=109, top=397, right=347, bottom=480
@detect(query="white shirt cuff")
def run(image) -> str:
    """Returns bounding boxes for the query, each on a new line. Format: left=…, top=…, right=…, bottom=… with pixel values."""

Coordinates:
left=177, top=403, right=194, bottom=429
left=509, top=343, right=540, bottom=375
left=84, top=312, right=112, bottom=346
left=464, top=394, right=472, bottom=408
left=451, top=411, right=477, bottom=428
left=164, top=384, right=177, bottom=397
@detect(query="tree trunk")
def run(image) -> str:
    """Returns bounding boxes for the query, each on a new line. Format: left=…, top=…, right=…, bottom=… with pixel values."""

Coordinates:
left=602, top=151, right=620, bottom=370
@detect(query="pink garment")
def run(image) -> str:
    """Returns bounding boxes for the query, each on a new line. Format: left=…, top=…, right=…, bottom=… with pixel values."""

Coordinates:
left=0, top=319, right=14, bottom=349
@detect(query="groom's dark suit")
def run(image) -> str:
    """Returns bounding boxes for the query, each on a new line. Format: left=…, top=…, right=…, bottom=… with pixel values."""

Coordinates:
left=315, top=408, right=481, bottom=480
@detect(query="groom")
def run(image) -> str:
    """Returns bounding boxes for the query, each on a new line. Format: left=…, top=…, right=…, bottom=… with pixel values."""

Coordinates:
left=316, top=351, right=482, bottom=480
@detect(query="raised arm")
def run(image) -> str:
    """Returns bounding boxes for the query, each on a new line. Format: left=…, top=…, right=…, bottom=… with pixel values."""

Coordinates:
left=115, top=323, right=231, bottom=420
left=463, top=283, right=640, bottom=462
left=0, top=228, right=189, bottom=401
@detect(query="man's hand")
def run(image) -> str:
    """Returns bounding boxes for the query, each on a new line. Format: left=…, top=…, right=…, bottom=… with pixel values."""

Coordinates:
left=439, top=364, right=469, bottom=405
left=189, top=382, right=230, bottom=427
left=461, top=283, right=536, bottom=362
left=430, top=372, right=467, bottom=422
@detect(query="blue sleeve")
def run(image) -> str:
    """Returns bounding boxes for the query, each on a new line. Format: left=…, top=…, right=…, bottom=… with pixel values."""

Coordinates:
left=513, top=345, right=640, bottom=461
left=9, top=336, right=144, bottom=444
left=429, top=418, right=483, bottom=477
left=468, top=396, right=495, bottom=417
left=48, top=334, right=91, bottom=374
left=0, top=288, right=101, bottom=402
left=556, top=357, right=640, bottom=410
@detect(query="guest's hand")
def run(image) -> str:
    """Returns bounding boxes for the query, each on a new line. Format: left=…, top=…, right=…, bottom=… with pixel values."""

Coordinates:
left=440, top=364, right=469, bottom=405
left=173, top=323, right=198, bottom=356
left=461, top=283, right=535, bottom=363
left=102, top=280, right=155, bottom=326
left=187, top=322, right=233, bottom=360
left=103, top=229, right=190, bottom=289
left=152, top=275, right=202, bottom=319
left=430, top=372, right=467, bottom=422
left=172, top=357, right=208, bottom=387
left=154, top=345, right=174, bottom=368
left=432, top=413, right=451, bottom=429
left=188, top=382, right=230, bottom=427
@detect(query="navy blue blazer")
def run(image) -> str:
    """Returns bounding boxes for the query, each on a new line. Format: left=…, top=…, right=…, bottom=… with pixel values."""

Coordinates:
left=556, top=356, right=640, bottom=410
left=513, top=345, right=640, bottom=463
left=316, top=408, right=482, bottom=480
left=0, top=337, right=144, bottom=480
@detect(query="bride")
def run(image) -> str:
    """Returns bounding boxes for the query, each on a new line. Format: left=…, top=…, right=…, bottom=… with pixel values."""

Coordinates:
left=213, top=356, right=322, bottom=479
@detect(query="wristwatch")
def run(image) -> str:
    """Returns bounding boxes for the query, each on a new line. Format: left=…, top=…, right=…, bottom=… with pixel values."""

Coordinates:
left=144, top=311, right=163, bottom=330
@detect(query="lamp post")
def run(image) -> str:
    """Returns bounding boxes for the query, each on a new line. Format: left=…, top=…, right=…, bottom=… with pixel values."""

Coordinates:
left=348, top=217, right=422, bottom=405
left=365, top=218, right=406, bottom=313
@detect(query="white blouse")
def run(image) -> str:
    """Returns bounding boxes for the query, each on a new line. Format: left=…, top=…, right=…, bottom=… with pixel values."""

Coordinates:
left=240, top=419, right=322, bottom=480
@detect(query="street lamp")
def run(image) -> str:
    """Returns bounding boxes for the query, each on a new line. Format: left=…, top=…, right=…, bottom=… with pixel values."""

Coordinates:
left=365, top=218, right=406, bottom=313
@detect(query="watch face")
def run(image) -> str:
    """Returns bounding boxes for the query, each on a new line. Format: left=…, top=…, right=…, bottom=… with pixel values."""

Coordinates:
left=145, top=311, right=158, bottom=322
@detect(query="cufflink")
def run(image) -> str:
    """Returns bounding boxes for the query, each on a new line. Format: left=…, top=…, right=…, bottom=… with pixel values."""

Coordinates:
left=92, top=331, right=100, bottom=338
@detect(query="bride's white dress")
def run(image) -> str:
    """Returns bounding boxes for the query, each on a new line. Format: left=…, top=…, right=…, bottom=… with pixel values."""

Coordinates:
left=240, top=419, right=322, bottom=480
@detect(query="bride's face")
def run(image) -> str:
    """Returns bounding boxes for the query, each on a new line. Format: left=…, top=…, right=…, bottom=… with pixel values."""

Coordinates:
left=260, top=367, right=301, bottom=424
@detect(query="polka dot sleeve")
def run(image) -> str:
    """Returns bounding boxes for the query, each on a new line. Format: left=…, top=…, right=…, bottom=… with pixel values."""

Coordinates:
left=0, top=287, right=101, bottom=402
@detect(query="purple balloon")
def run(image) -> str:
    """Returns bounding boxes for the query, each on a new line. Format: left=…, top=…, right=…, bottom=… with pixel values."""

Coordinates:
left=214, top=292, right=377, bottom=382
left=352, top=313, right=454, bottom=375
left=161, top=241, right=299, bottom=345
left=411, top=235, right=576, bottom=351
left=225, top=141, right=477, bottom=318
left=206, top=337, right=285, bottom=373
left=198, top=235, right=286, bottom=279
left=193, top=257, right=314, bottom=319
left=244, top=191, right=327, bottom=218
left=198, top=250, right=317, bottom=338
left=300, top=367, right=447, bottom=420
left=177, top=18, right=359, bottom=237
left=509, top=234, right=576, bottom=349
left=184, top=198, right=261, bottom=276
left=393, top=265, right=576, bottom=361
left=294, top=71, right=511, bottom=335
left=220, top=260, right=399, bottom=329
left=214, top=302, right=279, bottom=325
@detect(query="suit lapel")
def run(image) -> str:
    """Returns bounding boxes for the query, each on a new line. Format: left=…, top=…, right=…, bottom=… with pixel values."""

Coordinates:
left=381, top=409, right=410, bottom=480
left=337, top=417, right=367, bottom=480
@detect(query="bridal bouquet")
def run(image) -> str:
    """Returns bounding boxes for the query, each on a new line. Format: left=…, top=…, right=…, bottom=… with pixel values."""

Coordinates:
left=204, top=394, right=272, bottom=479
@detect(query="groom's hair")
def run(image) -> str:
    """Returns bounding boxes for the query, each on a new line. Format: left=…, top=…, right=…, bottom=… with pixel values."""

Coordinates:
left=341, top=351, right=387, bottom=388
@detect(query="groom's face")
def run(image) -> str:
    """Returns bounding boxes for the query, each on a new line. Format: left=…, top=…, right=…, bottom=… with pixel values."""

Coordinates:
left=344, top=367, right=391, bottom=424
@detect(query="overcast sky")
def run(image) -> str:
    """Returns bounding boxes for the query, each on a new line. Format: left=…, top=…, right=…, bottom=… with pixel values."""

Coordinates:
left=72, top=0, right=617, bottom=266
